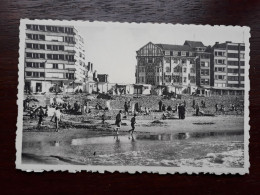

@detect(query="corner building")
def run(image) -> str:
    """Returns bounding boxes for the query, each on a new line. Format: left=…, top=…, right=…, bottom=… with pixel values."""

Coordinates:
left=24, top=24, right=87, bottom=93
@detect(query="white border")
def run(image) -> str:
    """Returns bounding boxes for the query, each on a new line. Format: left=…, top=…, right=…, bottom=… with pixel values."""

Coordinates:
left=16, top=19, right=250, bottom=174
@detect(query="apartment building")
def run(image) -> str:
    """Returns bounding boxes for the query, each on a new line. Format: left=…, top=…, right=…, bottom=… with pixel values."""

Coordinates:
left=24, top=24, right=87, bottom=93
left=211, top=41, right=245, bottom=95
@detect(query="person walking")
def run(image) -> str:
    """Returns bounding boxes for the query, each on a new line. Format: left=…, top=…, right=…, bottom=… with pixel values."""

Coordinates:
left=129, top=114, right=137, bottom=135
left=192, top=99, right=195, bottom=109
left=114, top=110, right=122, bottom=134
left=51, top=107, right=61, bottom=131
left=159, top=100, right=162, bottom=112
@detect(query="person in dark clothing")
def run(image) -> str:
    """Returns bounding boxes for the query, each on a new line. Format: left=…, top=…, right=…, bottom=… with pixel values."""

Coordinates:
left=159, top=100, right=162, bottom=112
left=124, top=102, right=129, bottom=115
left=195, top=103, right=200, bottom=116
left=181, top=105, right=186, bottom=119
left=215, top=104, right=218, bottom=112
left=134, top=103, right=139, bottom=113
left=178, top=104, right=182, bottom=119
left=129, top=114, right=137, bottom=135
left=192, top=99, right=195, bottom=109
left=162, top=104, right=166, bottom=112
left=37, top=106, right=45, bottom=128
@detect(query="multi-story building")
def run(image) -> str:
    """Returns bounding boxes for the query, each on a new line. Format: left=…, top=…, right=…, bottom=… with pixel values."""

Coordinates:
left=136, top=41, right=245, bottom=96
left=136, top=42, right=197, bottom=94
left=184, top=41, right=211, bottom=96
left=210, top=41, right=245, bottom=95
left=24, top=24, right=87, bottom=93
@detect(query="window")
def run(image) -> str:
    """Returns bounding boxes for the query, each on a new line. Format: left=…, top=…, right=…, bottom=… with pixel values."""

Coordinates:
left=26, top=62, right=32, bottom=67
left=240, top=45, right=245, bottom=51
left=39, top=25, right=45, bottom=31
left=183, top=68, right=187, bottom=73
left=181, top=51, right=186, bottom=56
left=201, top=61, right=209, bottom=67
left=26, top=34, right=32, bottom=39
left=228, top=61, right=238, bottom=66
left=182, top=59, right=186, bottom=64
left=227, top=53, right=239, bottom=58
left=66, top=55, right=74, bottom=62
left=165, top=51, right=170, bottom=56
left=33, top=63, right=39, bottom=68
left=166, top=67, right=171, bottom=72
left=33, top=72, right=39, bottom=77
left=26, top=24, right=32, bottom=30
left=53, top=64, right=58, bottom=69
left=148, top=58, right=153, bottom=63
left=228, top=69, right=239, bottom=73
left=165, top=57, right=170, bottom=63
left=59, top=45, right=64, bottom=51
left=228, top=45, right=238, bottom=50
left=40, top=53, right=45, bottom=59
left=26, top=72, right=32, bottom=76
left=216, top=67, right=225, bottom=72
left=47, top=54, right=52, bottom=59
left=214, top=51, right=225, bottom=56
left=228, top=76, right=239, bottom=81
left=39, top=35, right=45, bottom=40
left=40, top=72, right=45, bottom=77
left=32, top=25, right=38, bottom=30
left=215, top=59, right=225, bottom=64
left=201, top=78, right=209, bottom=85
left=183, top=77, right=187, bottom=82
left=173, top=58, right=178, bottom=63
left=53, top=45, right=58, bottom=51
left=39, top=44, right=45, bottom=50
left=240, top=69, right=244, bottom=73
left=240, top=61, right=245, bottom=66
left=32, top=53, right=39, bottom=58
left=201, top=69, right=209, bottom=76
left=26, top=43, right=32, bottom=48
left=53, top=54, right=58, bottom=60
left=59, top=54, right=64, bottom=60
left=240, top=76, right=244, bottom=81
left=58, top=27, right=64, bottom=33
left=240, top=53, right=245, bottom=59
left=40, top=63, right=45, bottom=68
left=26, top=53, right=32, bottom=58
left=32, top=44, right=39, bottom=49
left=215, top=75, right=225, bottom=80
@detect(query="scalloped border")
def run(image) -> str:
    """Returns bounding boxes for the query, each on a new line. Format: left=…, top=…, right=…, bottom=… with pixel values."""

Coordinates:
left=16, top=19, right=251, bottom=175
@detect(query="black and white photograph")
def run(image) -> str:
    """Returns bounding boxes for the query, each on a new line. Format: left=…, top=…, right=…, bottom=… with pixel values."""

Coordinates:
left=16, top=19, right=250, bottom=174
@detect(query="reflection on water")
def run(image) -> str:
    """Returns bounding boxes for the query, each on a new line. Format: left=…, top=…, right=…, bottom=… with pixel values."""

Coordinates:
left=22, top=130, right=244, bottom=167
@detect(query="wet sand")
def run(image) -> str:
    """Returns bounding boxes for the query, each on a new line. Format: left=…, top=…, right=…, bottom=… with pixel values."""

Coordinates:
left=22, top=115, right=244, bottom=168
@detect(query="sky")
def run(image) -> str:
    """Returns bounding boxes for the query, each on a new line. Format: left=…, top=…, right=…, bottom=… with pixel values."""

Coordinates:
left=76, top=22, right=249, bottom=84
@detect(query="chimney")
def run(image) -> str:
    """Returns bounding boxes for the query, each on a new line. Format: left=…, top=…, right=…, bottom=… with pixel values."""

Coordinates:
left=91, top=63, right=93, bottom=72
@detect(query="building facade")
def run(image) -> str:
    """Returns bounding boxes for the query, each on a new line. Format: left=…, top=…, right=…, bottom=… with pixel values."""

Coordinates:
left=210, top=41, right=245, bottom=95
left=136, top=41, right=245, bottom=96
left=24, top=24, right=87, bottom=93
left=136, top=42, right=197, bottom=94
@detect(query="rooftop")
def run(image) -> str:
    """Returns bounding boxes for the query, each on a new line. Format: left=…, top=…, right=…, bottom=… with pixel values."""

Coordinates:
left=155, top=44, right=192, bottom=51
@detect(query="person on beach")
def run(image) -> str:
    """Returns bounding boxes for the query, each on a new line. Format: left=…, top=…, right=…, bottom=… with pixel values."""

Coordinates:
left=178, top=104, right=182, bottom=119
left=37, top=106, right=45, bottom=128
left=129, top=114, right=137, bottom=135
left=124, top=101, right=129, bottom=115
left=215, top=103, right=218, bottom=112
left=159, top=100, right=162, bottom=112
left=195, top=103, right=200, bottom=116
left=192, top=99, right=195, bottom=109
left=51, top=107, right=61, bottom=131
left=114, top=110, right=122, bottom=134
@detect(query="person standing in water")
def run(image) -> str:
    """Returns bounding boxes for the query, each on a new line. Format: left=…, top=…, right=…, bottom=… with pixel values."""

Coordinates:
left=114, top=110, right=122, bottom=134
left=129, top=114, right=137, bottom=136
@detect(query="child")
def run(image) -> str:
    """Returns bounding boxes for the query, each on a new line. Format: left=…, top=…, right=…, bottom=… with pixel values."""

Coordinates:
left=129, top=114, right=136, bottom=135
